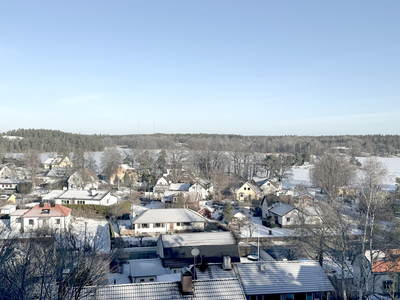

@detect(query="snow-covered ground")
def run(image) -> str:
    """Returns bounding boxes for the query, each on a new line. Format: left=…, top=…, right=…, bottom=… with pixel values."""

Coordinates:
left=72, top=217, right=111, bottom=253
left=107, top=263, right=131, bottom=285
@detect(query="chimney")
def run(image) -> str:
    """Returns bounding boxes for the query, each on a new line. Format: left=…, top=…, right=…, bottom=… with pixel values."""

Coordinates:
left=222, top=256, right=232, bottom=270
left=180, top=267, right=193, bottom=295
left=50, top=201, right=55, bottom=207
left=39, top=202, right=44, bottom=207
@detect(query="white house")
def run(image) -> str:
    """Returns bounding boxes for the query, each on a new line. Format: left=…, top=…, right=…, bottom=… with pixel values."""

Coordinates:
left=0, top=165, right=12, bottom=179
left=265, top=202, right=320, bottom=228
left=132, top=208, right=213, bottom=236
left=51, top=190, right=117, bottom=206
left=188, top=180, right=213, bottom=199
left=128, top=258, right=170, bottom=283
left=9, top=203, right=72, bottom=232
left=68, top=169, right=99, bottom=190
left=0, top=204, right=17, bottom=214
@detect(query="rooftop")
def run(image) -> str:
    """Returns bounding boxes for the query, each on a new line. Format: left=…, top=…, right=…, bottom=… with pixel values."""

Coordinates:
left=55, top=190, right=109, bottom=201
left=269, top=202, right=296, bottom=216
left=129, top=259, right=169, bottom=277
left=160, top=231, right=237, bottom=248
left=235, top=261, right=334, bottom=295
left=132, top=209, right=210, bottom=224
left=83, top=278, right=246, bottom=300
left=20, top=203, right=72, bottom=218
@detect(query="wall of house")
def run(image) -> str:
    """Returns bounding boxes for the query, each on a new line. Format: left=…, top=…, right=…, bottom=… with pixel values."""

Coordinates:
left=237, top=184, right=260, bottom=202
left=21, top=215, right=71, bottom=232
left=134, top=221, right=205, bottom=236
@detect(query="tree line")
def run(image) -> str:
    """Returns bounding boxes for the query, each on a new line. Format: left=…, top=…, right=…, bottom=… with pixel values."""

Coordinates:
left=2, top=129, right=400, bottom=157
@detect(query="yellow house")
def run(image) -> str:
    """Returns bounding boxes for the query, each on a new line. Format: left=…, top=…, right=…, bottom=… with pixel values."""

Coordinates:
left=43, top=156, right=73, bottom=170
left=236, top=180, right=263, bottom=202
left=338, top=187, right=357, bottom=197
left=0, top=193, right=16, bottom=203
left=110, top=164, right=138, bottom=185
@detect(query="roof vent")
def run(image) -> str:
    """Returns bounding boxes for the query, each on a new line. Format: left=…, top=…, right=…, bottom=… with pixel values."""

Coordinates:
left=50, top=201, right=55, bottom=207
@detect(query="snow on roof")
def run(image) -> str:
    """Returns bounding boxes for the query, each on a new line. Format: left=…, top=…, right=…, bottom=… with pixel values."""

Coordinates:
left=9, top=209, right=30, bottom=216
left=236, top=261, right=334, bottom=295
left=21, top=203, right=71, bottom=218
left=160, top=231, right=237, bottom=248
left=200, top=205, right=215, bottom=213
left=56, top=190, right=110, bottom=201
left=83, top=278, right=246, bottom=300
left=0, top=204, right=17, bottom=210
left=132, top=209, right=210, bottom=224
left=269, top=202, right=295, bottom=216
left=196, top=264, right=237, bottom=280
left=42, top=190, right=64, bottom=201
left=156, top=273, right=181, bottom=282
left=245, top=180, right=263, bottom=195
left=129, top=259, right=169, bottom=277
left=169, top=183, right=190, bottom=191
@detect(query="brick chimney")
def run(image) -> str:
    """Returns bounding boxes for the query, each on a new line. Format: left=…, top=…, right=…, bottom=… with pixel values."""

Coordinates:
left=180, top=267, right=193, bottom=295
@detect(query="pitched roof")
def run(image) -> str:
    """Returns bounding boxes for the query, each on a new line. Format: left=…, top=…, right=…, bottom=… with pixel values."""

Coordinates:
left=84, top=278, right=246, bottom=300
left=169, top=183, right=190, bottom=191
left=20, top=203, right=72, bottom=218
left=55, top=190, right=110, bottom=201
left=244, top=180, right=263, bottom=195
left=160, top=231, right=237, bottom=248
left=268, top=202, right=295, bottom=216
left=132, top=209, right=210, bottom=224
left=235, top=261, right=334, bottom=295
left=129, top=259, right=169, bottom=277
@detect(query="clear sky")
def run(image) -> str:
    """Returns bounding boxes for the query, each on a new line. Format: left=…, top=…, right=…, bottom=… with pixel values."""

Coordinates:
left=1, top=1, right=399, bottom=136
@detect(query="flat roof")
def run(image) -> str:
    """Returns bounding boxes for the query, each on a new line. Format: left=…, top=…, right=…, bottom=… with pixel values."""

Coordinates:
left=132, top=209, right=210, bottom=224
left=160, top=231, right=237, bottom=248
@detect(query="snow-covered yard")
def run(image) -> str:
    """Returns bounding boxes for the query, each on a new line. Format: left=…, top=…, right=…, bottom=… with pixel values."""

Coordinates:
left=72, top=217, right=111, bottom=253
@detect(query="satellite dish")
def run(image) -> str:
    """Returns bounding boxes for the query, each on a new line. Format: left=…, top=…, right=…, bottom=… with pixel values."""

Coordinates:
left=191, top=248, right=200, bottom=256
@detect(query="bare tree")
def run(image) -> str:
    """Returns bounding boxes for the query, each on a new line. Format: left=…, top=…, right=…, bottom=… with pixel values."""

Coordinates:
left=23, top=150, right=42, bottom=189
left=310, top=153, right=356, bottom=202
left=100, top=148, right=122, bottom=182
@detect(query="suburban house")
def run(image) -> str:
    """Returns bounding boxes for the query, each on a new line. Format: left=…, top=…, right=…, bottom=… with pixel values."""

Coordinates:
left=264, top=202, right=320, bottom=228
left=0, top=193, right=16, bottom=203
left=132, top=208, right=214, bottom=236
left=164, top=191, right=201, bottom=211
left=50, top=190, right=117, bottom=206
left=236, top=180, right=263, bottom=202
left=9, top=203, right=72, bottom=232
left=68, top=169, right=99, bottom=190
left=43, top=156, right=73, bottom=170
left=256, top=178, right=282, bottom=195
left=0, top=179, right=22, bottom=191
left=234, top=260, right=334, bottom=299
left=162, top=169, right=196, bottom=184
left=128, top=258, right=170, bottom=283
left=157, top=231, right=241, bottom=272
left=198, top=205, right=215, bottom=219
left=109, top=164, right=138, bottom=185
left=0, top=204, right=17, bottom=214
left=364, top=249, right=400, bottom=295
left=0, top=165, right=12, bottom=179
left=188, top=180, right=213, bottom=199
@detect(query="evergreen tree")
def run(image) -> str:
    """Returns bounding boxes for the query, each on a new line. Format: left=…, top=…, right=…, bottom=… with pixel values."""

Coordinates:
left=222, top=203, right=234, bottom=223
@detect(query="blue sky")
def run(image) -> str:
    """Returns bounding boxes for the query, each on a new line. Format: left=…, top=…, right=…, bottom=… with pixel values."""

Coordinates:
left=1, top=1, right=399, bottom=136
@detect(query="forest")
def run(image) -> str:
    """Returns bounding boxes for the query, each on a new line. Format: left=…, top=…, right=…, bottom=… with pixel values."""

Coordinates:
left=1, top=128, right=400, bottom=157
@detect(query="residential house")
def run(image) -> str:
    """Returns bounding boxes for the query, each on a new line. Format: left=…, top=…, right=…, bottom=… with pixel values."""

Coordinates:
left=256, top=177, right=282, bottom=195
left=266, top=202, right=320, bottom=228
left=128, top=258, right=170, bottom=283
left=132, top=208, right=214, bottom=236
left=157, top=231, right=240, bottom=272
left=198, top=205, right=215, bottom=219
left=365, top=250, right=400, bottom=295
left=68, top=169, right=99, bottom=190
left=234, top=261, right=334, bottom=300
left=0, top=204, right=17, bottom=214
left=50, top=190, right=117, bottom=206
left=109, top=164, right=138, bottom=185
left=43, top=156, right=73, bottom=170
left=10, top=203, right=72, bottom=232
left=163, top=169, right=196, bottom=184
left=0, top=165, right=12, bottom=179
left=164, top=191, right=201, bottom=211
left=0, top=193, right=16, bottom=203
left=236, top=180, right=263, bottom=202
left=189, top=180, right=213, bottom=200
left=0, top=179, right=22, bottom=191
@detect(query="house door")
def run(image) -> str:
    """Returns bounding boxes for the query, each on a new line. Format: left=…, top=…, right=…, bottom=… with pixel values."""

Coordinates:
left=170, top=223, right=174, bottom=230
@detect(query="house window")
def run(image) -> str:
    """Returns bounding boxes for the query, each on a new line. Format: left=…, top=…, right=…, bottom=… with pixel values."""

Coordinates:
left=29, top=219, right=34, bottom=225
left=140, top=279, right=145, bottom=282
left=287, top=218, right=290, bottom=222
left=183, top=222, right=191, bottom=226
left=77, top=200, right=85, bottom=204
left=307, top=293, right=313, bottom=300
left=155, top=223, right=164, bottom=228
left=176, top=223, right=181, bottom=226
left=149, top=278, right=154, bottom=282
left=56, top=219, right=61, bottom=225
left=383, top=280, right=394, bottom=289
left=16, top=217, right=21, bottom=223
left=62, top=200, right=70, bottom=204
left=107, top=199, right=109, bottom=204
left=142, top=224, right=148, bottom=228
left=286, top=294, right=294, bottom=300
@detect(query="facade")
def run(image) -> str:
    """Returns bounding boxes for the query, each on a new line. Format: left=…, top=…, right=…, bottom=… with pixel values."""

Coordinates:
left=0, top=179, right=22, bottom=191
left=0, top=165, right=12, bottom=179
left=265, top=202, right=320, bottom=228
left=109, top=164, right=138, bottom=185
left=132, top=208, right=213, bottom=236
left=43, top=156, right=73, bottom=170
left=51, top=190, right=117, bottom=206
left=189, top=180, right=213, bottom=199
left=198, top=205, right=215, bottom=219
left=257, top=178, right=282, bottom=195
left=0, top=204, right=17, bottom=214
left=9, top=203, right=72, bottom=232
left=236, top=180, right=263, bottom=202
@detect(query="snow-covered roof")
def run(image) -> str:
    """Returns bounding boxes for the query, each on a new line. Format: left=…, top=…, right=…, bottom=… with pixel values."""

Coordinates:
left=132, top=209, right=210, bottom=224
left=236, top=261, right=334, bottom=295
left=129, top=258, right=169, bottom=277
left=55, top=190, right=110, bottom=201
left=41, top=190, right=64, bottom=201
left=83, top=278, right=246, bottom=300
left=9, top=209, right=30, bottom=216
left=160, top=231, right=237, bottom=248
left=169, top=183, right=190, bottom=191
left=269, top=202, right=295, bottom=216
